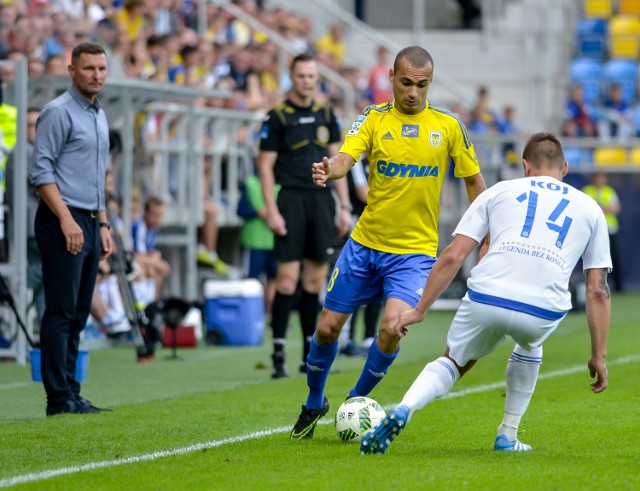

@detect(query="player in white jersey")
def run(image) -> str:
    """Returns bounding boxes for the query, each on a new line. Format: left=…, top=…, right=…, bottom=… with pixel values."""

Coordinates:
left=360, top=132, right=612, bottom=454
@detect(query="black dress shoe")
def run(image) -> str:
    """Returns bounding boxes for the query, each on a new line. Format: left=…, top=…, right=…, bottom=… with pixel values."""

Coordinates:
left=46, top=399, right=92, bottom=416
left=76, top=396, right=112, bottom=413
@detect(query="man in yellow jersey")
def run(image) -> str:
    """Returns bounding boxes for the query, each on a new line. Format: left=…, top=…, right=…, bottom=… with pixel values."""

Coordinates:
left=290, top=46, right=488, bottom=439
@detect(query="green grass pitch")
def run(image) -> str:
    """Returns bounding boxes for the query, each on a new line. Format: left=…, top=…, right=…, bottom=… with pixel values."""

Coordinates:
left=1, top=293, right=639, bottom=490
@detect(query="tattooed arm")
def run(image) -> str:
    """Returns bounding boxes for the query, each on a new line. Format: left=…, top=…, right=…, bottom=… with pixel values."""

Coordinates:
left=584, top=268, right=611, bottom=393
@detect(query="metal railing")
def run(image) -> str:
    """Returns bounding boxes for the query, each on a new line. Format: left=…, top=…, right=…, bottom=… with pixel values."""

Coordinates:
left=0, top=59, right=28, bottom=364
left=141, top=102, right=265, bottom=299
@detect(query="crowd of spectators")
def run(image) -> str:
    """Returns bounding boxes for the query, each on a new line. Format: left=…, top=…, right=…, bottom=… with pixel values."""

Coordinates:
left=0, top=0, right=374, bottom=113
left=1, top=0, right=525, bottom=162
left=562, top=82, right=636, bottom=142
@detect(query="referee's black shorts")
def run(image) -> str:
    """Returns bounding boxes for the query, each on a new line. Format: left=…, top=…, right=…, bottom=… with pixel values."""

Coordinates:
left=275, top=188, right=337, bottom=263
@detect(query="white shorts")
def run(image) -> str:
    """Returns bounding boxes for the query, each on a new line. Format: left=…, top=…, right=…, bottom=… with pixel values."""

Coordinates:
left=447, top=294, right=564, bottom=366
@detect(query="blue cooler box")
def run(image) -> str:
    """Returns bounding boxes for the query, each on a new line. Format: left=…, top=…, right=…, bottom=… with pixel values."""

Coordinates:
left=204, top=279, right=264, bottom=345
left=29, top=348, right=89, bottom=382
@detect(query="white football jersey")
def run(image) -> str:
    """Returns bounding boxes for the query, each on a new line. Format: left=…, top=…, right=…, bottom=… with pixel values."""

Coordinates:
left=454, top=176, right=612, bottom=314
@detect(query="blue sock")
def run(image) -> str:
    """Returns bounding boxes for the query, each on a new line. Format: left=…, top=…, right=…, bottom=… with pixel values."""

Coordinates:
left=348, top=340, right=398, bottom=398
left=305, top=337, right=339, bottom=409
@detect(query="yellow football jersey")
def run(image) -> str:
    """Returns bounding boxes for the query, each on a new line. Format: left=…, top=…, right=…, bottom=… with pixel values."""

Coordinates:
left=340, top=101, right=480, bottom=256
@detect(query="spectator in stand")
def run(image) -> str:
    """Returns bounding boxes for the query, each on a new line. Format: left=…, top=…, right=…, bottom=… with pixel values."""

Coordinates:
left=228, top=46, right=254, bottom=91
left=206, top=6, right=232, bottom=45
left=131, top=196, right=171, bottom=303
left=295, top=16, right=315, bottom=55
left=85, top=0, right=115, bottom=23
left=163, top=32, right=183, bottom=75
left=108, top=29, right=133, bottom=78
left=91, top=277, right=129, bottom=335
left=469, top=85, right=500, bottom=134
left=112, top=0, right=148, bottom=42
left=367, top=45, right=393, bottom=105
left=169, top=44, right=196, bottom=85
left=597, top=83, right=633, bottom=142
left=27, top=59, right=45, bottom=78
left=8, top=23, right=37, bottom=59
left=30, top=14, right=54, bottom=60
left=277, top=14, right=313, bottom=56
left=250, top=44, right=279, bottom=107
left=149, top=0, right=183, bottom=36
left=197, top=155, right=230, bottom=274
left=0, top=4, right=19, bottom=33
left=196, top=38, right=217, bottom=89
left=146, top=34, right=170, bottom=82
left=51, top=0, right=84, bottom=19
left=562, top=84, right=597, bottom=138
left=128, top=38, right=156, bottom=79
left=227, top=0, right=258, bottom=47
left=45, top=54, right=68, bottom=75
left=339, top=65, right=370, bottom=109
left=315, top=22, right=346, bottom=67
left=43, top=12, right=69, bottom=61
left=94, top=18, right=118, bottom=58
left=497, top=105, right=522, bottom=180
left=91, top=187, right=130, bottom=335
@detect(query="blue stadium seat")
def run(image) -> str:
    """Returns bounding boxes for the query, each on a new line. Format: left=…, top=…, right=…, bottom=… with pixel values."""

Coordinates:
left=576, top=18, right=608, bottom=58
left=569, top=58, right=603, bottom=104
left=604, top=59, right=638, bottom=104
left=564, top=147, right=593, bottom=168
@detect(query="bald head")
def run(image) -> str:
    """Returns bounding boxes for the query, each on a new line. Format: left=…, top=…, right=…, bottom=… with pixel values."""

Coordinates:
left=393, top=46, right=434, bottom=73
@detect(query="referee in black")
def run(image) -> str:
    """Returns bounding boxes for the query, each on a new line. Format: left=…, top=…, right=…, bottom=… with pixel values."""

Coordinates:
left=258, top=53, right=351, bottom=378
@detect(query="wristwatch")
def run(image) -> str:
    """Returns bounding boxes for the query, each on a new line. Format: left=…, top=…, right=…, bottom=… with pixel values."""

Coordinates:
left=341, top=204, right=353, bottom=212
left=99, top=222, right=112, bottom=230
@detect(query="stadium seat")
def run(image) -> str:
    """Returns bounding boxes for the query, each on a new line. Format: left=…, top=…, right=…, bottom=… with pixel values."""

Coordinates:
left=619, top=0, right=640, bottom=16
left=593, top=146, right=628, bottom=166
left=564, top=147, right=593, bottom=168
left=604, top=59, right=638, bottom=104
left=608, top=15, right=640, bottom=36
left=569, top=58, right=603, bottom=104
left=608, top=15, right=640, bottom=58
left=629, top=147, right=640, bottom=165
left=609, top=35, right=640, bottom=58
left=576, top=18, right=608, bottom=58
left=583, top=0, right=613, bottom=18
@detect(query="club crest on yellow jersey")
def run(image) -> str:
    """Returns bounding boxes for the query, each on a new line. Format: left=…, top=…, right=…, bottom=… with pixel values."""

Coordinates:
left=429, top=131, right=442, bottom=148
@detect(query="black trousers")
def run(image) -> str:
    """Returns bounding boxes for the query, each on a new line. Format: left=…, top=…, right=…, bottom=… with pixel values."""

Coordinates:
left=609, top=233, right=623, bottom=292
left=34, top=203, right=100, bottom=405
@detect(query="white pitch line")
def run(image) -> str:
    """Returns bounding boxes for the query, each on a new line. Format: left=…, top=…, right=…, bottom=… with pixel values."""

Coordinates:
left=1, top=354, right=638, bottom=488
left=0, top=382, right=30, bottom=391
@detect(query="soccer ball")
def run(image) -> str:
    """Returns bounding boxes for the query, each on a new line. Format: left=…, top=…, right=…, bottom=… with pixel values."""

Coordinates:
left=335, top=396, right=386, bottom=443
